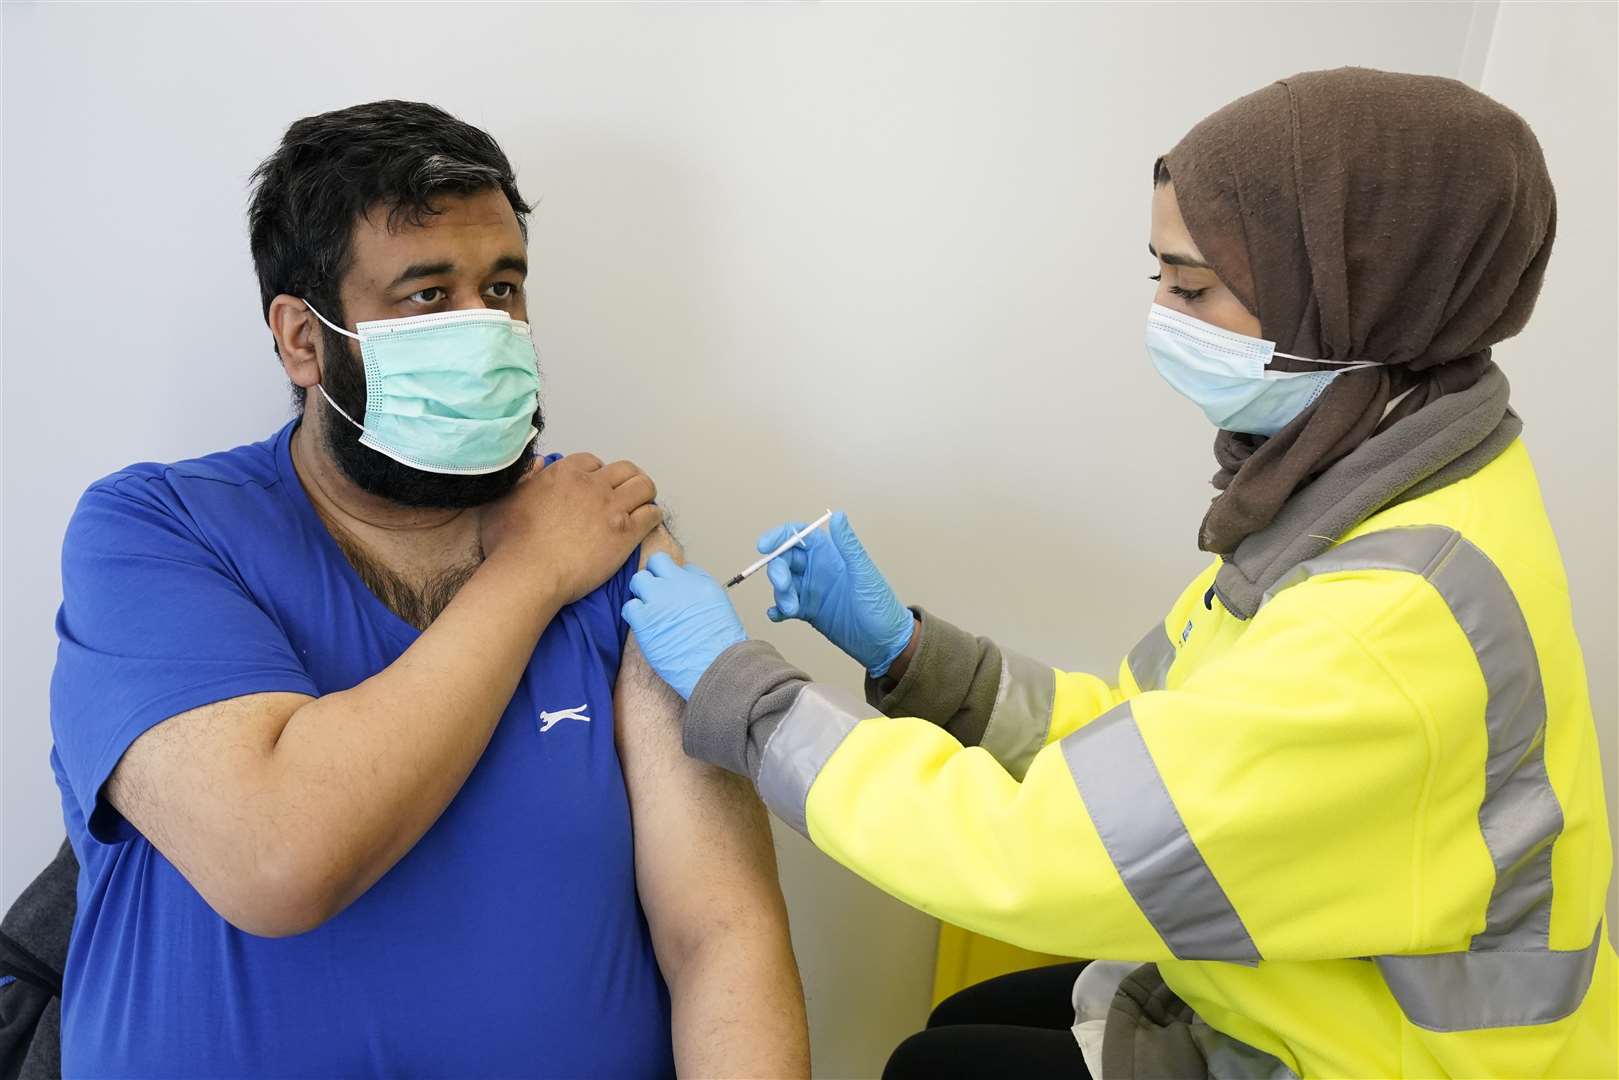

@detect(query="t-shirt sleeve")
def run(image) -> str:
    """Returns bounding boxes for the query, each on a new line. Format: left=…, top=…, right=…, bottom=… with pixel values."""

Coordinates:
left=50, top=477, right=318, bottom=844
left=609, top=542, right=646, bottom=655
left=536, top=451, right=647, bottom=656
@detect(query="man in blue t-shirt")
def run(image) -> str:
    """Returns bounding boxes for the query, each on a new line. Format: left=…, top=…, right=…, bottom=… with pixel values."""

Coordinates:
left=47, top=100, right=808, bottom=1078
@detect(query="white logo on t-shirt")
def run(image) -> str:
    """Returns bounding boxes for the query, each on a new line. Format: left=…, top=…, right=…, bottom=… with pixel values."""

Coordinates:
left=538, top=704, right=591, bottom=733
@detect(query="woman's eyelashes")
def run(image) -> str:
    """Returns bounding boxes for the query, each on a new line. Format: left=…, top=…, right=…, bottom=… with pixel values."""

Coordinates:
left=1149, top=274, right=1209, bottom=303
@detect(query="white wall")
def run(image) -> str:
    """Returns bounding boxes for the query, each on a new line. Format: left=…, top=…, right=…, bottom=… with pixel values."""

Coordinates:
left=1478, top=0, right=1619, bottom=938
left=2, top=3, right=1609, bottom=1075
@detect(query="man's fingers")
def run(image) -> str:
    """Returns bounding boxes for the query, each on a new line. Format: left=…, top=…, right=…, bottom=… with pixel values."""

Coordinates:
left=621, top=597, right=647, bottom=628
left=564, top=452, right=604, bottom=472
left=611, top=474, right=658, bottom=516
left=626, top=503, right=664, bottom=542
left=601, top=459, right=647, bottom=490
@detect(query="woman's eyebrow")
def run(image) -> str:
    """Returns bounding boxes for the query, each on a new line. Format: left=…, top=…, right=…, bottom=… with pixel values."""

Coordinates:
left=1147, top=242, right=1212, bottom=270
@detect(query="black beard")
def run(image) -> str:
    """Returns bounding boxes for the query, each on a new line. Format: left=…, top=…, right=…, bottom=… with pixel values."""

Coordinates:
left=315, top=323, right=542, bottom=509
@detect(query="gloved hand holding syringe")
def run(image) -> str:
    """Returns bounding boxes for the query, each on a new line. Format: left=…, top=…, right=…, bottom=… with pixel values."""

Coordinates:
left=733, top=509, right=917, bottom=677
left=624, top=507, right=917, bottom=700
left=724, top=510, right=833, bottom=589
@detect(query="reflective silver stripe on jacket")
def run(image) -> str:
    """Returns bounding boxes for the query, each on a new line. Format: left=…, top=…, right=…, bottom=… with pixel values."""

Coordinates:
left=755, top=683, right=868, bottom=839
left=1127, top=622, right=1177, bottom=692
left=1375, top=926, right=1604, bottom=1032
left=980, top=648, right=1057, bottom=780
left=1265, top=524, right=1594, bottom=1030
left=1061, top=702, right=1260, bottom=964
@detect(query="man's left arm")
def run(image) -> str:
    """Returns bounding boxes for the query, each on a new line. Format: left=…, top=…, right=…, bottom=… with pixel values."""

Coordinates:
left=615, top=528, right=809, bottom=1078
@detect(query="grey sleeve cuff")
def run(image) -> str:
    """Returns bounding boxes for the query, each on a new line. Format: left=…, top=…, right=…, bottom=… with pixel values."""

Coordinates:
left=686, top=639, right=811, bottom=780
left=864, top=607, right=1005, bottom=747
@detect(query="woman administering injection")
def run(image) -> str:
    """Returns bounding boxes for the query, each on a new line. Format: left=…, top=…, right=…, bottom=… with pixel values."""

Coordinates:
left=622, top=68, right=1616, bottom=1080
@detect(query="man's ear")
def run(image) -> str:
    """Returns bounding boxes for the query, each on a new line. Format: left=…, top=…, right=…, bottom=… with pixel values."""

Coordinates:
left=267, top=294, right=324, bottom=392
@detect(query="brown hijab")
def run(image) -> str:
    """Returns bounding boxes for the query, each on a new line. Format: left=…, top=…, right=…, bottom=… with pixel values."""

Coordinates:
left=1160, top=68, right=1555, bottom=554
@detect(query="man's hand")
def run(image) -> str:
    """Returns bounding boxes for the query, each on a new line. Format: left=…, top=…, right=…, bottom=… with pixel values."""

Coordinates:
left=481, top=454, right=662, bottom=604
left=107, top=453, right=663, bottom=938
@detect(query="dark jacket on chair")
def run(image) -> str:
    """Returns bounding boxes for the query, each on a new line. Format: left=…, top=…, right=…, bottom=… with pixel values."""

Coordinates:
left=0, top=839, right=75, bottom=1080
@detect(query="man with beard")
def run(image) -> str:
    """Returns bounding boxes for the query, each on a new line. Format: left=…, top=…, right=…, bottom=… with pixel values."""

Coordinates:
left=46, top=100, right=808, bottom=1077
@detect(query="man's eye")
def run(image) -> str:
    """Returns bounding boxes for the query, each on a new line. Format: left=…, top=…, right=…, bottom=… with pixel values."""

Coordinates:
left=485, top=282, right=518, bottom=300
left=408, top=287, right=446, bottom=304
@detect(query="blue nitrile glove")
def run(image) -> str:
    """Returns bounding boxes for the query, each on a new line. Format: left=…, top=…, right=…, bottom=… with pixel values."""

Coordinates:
left=759, top=511, right=914, bottom=677
left=622, top=552, right=748, bottom=700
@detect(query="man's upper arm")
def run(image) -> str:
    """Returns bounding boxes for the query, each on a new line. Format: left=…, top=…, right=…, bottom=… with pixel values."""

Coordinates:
left=105, top=691, right=312, bottom=918
left=52, top=479, right=316, bottom=845
left=616, top=528, right=788, bottom=960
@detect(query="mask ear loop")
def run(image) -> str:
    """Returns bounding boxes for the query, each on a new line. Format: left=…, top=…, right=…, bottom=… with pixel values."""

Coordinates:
left=1271, top=350, right=1379, bottom=372
left=1274, top=351, right=1373, bottom=365
left=302, top=300, right=361, bottom=340
left=302, top=300, right=367, bottom=433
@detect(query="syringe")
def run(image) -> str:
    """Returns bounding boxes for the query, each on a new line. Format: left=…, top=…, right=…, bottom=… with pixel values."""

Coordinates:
left=724, top=509, right=834, bottom=589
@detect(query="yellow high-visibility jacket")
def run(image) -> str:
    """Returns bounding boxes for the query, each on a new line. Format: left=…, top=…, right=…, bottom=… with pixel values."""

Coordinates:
left=693, top=440, right=1616, bottom=1078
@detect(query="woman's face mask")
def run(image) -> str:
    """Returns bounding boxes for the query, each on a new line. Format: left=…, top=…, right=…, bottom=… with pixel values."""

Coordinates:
left=1144, top=304, right=1373, bottom=436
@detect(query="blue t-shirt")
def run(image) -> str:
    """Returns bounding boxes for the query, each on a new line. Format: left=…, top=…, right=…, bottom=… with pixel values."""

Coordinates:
left=49, top=422, right=673, bottom=1078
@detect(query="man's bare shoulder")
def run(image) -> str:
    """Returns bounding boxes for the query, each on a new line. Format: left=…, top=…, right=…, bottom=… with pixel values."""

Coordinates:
left=638, top=522, right=685, bottom=568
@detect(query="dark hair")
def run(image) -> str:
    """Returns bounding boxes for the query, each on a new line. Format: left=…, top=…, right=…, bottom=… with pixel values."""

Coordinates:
left=1153, top=156, right=1171, bottom=187
left=247, top=100, right=533, bottom=406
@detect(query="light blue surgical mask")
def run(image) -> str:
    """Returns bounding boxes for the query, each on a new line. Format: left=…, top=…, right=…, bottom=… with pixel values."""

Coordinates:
left=1145, top=303, right=1373, bottom=436
left=305, top=302, right=540, bottom=475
